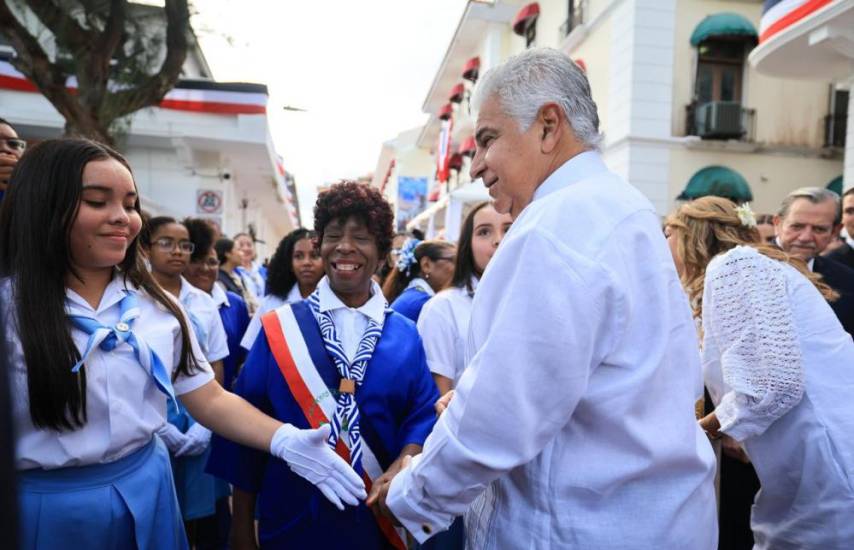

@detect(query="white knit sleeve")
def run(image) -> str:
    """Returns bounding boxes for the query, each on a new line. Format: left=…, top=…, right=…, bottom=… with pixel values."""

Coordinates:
left=703, top=247, right=804, bottom=442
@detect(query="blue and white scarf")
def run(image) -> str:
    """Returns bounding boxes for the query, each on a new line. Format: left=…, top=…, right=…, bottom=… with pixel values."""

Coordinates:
left=68, top=292, right=176, bottom=404
left=307, top=289, right=387, bottom=473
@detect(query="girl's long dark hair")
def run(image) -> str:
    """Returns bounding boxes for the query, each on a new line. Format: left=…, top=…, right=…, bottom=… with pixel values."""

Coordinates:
left=266, top=228, right=315, bottom=299
left=381, top=240, right=455, bottom=302
left=0, top=138, right=201, bottom=432
left=451, top=202, right=490, bottom=294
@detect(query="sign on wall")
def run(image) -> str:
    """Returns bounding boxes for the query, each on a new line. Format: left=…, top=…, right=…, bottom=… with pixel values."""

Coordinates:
left=196, top=189, right=223, bottom=215
left=396, top=176, right=428, bottom=231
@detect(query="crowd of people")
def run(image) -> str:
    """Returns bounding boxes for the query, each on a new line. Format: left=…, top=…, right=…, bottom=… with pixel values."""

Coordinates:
left=2, top=46, right=854, bottom=550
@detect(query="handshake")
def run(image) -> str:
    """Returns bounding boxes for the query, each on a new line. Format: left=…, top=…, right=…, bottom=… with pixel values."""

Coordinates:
left=267, top=422, right=412, bottom=523
left=265, top=390, right=455, bottom=519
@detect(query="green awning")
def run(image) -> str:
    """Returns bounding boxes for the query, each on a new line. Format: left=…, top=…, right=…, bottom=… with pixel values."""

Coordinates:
left=690, top=13, right=757, bottom=46
left=677, top=166, right=753, bottom=202
left=827, top=175, right=843, bottom=196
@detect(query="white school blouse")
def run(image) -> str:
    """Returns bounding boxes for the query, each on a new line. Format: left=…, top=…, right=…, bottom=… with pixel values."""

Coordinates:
left=416, top=279, right=476, bottom=385
left=7, top=274, right=213, bottom=470
left=387, top=152, right=718, bottom=548
left=179, top=277, right=229, bottom=363
left=239, top=284, right=300, bottom=351
left=702, top=246, right=854, bottom=547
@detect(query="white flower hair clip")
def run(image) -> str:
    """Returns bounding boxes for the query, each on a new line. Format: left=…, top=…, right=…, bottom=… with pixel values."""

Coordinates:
left=735, top=203, right=756, bottom=228
left=395, top=238, right=421, bottom=276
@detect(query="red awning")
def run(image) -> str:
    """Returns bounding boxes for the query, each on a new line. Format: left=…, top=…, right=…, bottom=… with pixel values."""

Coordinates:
left=462, top=57, right=480, bottom=82
left=459, top=136, right=476, bottom=157
left=449, top=83, right=465, bottom=103
left=574, top=58, right=587, bottom=72
left=513, top=3, right=540, bottom=36
left=438, top=103, right=453, bottom=121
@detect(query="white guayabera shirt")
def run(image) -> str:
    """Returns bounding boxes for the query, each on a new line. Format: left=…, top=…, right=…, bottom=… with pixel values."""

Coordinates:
left=387, top=152, right=718, bottom=548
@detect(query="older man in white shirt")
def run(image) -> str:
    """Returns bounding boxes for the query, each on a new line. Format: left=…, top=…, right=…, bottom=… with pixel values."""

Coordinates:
left=369, top=48, right=717, bottom=548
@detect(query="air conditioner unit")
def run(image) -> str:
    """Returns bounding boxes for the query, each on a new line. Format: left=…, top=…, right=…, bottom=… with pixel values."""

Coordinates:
left=695, top=101, right=745, bottom=139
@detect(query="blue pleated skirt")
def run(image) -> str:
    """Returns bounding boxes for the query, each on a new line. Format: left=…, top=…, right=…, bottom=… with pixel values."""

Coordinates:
left=18, top=437, right=188, bottom=550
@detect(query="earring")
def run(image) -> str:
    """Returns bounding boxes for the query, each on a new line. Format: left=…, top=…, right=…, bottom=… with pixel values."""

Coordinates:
left=425, top=272, right=430, bottom=280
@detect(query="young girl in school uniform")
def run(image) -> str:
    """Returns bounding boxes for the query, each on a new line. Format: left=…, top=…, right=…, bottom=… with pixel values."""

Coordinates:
left=143, top=215, right=231, bottom=548
left=2, top=139, right=366, bottom=550
left=382, top=239, right=456, bottom=323
left=240, top=227, right=324, bottom=352
left=183, top=217, right=251, bottom=391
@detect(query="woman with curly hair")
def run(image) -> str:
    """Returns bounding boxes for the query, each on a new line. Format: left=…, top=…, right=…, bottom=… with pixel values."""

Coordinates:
left=665, top=196, right=854, bottom=548
left=208, top=181, right=438, bottom=549
left=240, top=228, right=324, bottom=351
left=382, top=239, right=456, bottom=323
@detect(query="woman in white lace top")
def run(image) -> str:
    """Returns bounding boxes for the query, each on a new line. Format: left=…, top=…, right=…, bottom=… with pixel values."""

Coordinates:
left=666, top=196, right=854, bottom=549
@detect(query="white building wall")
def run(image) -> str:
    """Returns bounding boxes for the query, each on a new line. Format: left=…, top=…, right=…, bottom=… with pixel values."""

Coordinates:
left=604, top=0, right=676, bottom=214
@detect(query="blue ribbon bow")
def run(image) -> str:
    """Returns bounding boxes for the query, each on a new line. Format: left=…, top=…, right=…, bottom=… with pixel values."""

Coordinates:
left=68, top=292, right=176, bottom=405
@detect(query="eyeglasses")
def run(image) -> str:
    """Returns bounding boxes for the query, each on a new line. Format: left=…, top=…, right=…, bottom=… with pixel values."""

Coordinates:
left=1, top=138, right=26, bottom=152
left=153, top=237, right=195, bottom=254
left=192, top=258, right=220, bottom=268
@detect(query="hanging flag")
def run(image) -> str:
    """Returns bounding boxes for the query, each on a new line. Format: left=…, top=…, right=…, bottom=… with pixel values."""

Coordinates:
left=758, top=0, right=832, bottom=43
left=436, top=117, right=454, bottom=184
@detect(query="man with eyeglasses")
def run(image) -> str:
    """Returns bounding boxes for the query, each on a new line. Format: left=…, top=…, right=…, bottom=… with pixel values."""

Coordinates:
left=0, top=118, right=26, bottom=196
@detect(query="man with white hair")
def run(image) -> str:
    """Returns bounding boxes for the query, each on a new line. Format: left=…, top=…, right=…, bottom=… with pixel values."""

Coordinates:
left=369, top=48, right=717, bottom=548
left=773, top=186, right=854, bottom=336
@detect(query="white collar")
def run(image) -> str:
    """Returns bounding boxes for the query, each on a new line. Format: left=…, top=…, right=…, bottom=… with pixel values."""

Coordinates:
left=846, top=234, right=854, bottom=250
left=286, top=283, right=303, bottom=303
left=405, top=277, right=435, bottom=297
left=532, top=150, right=609, bottom=203
left=210, top=281, right=230, bottom=308
left=317, top=276, right=386, bottom=324
left=178, top=277, right=196, bottom=303
left=65, top=271, right=135, bottom=316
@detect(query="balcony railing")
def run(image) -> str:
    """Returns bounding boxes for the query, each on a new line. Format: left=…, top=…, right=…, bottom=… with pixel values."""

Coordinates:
left=686, top=101, right=756, bottom=141
left=824, top=114, right=847, bottom=148
left=559, top=0, right=587, bottom=38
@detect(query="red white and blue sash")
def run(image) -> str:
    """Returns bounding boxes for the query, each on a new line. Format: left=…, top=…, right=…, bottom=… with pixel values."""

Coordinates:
left=261, top=305, right=407, bottom=550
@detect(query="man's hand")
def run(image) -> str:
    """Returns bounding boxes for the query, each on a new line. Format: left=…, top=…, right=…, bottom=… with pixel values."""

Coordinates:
left=435, top=390, right=454, bottom=417
left=698, top=412, right=721, bottom=440
left=366, top=446, right=420, bottom=523
left=0, top=152, right=19, bottom=190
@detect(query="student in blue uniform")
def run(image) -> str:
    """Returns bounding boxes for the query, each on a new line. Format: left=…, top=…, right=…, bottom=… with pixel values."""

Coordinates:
left=3, top=139, right=367, bottom=550
left=382, top=239, right=456, bottom=322
left=143, top=215, right=231, bottom=548
left=207, top=181, right=439, bottom=549
left=240, top=228, right=324, bottom=352
left=184, top=218, right=251, bottom=391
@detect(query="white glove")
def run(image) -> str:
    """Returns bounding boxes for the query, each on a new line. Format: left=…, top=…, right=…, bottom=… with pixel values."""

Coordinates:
left=175, top=422, right=212, bottom=457
left=270, top=423, right=366, bottom=510
left=157, top=423, right=189, bottom=454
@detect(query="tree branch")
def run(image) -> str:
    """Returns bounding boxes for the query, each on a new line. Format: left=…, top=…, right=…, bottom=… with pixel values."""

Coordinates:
left=103, top=0, right=189, bottom=119
left=0, top=1, right=104, bottom=140
left=25, top=0, right=93, bottom=54
left=0, top=1, right=61, bottom=86
left=96, top=0, right=126, bottom=56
